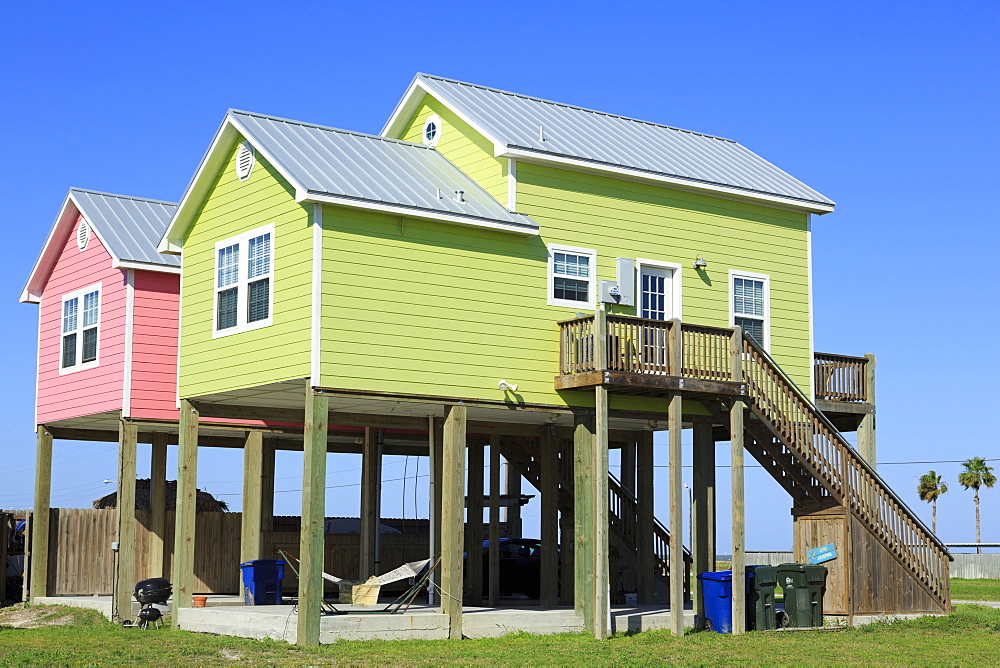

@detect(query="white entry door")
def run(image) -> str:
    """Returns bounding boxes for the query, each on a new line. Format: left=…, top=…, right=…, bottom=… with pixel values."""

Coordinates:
left=639, top=265, right=675, bottom=320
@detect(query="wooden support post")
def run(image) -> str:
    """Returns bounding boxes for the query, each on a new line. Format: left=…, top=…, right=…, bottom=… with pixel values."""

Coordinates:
left=0, top=513, right=7, bottom=602
left=621, top=438, right=636, bottom=495
left=441, top=404, right=467, bottom=639
left=148, top=432, right=168, bottom=579
left=297, top=387, right=329, bottom=646
left=261, top=439, right=275, bottom=532
left=573, top=411, right=593, bottom=621
left=360, top=427, right=378, bottom=579
left=171, top=400, right=198, bottom=622
left=30, top=426, right=53, bottom=601
left=241, top=431, right=264, bottom=573
left=114, top=419, right=138, bottom=621
left=668, top=392, right=685, bottom=636
left=729, top=326, right=746, bottom=635
left=692, top=421, right=716, bottom=627
left=540, top=426, right=559, bottom=606
left=858, top=353, right=877, bottom=469
left=465, top=440, right=485, bottom=605
left=505, top=461, right=523, bottom=538
left=559, top=436, right=575, bottom=606
left=637, top=430, right=655, bottom=605
left=488, top=436, right=501, bottom=607
left=593, top=383, right=610, bottom=639
left=429, top=417, right=443, bottom=605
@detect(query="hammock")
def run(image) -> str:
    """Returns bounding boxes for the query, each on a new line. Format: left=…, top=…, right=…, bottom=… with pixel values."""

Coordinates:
left=279, top=551, right=439, bottom=615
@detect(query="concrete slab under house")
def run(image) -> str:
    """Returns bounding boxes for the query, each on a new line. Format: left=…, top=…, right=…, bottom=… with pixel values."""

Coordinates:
left=20, top=73, right=950, bottom=645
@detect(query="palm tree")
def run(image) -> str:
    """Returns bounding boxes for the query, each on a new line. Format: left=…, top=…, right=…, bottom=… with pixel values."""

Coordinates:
left=917, top=470, right=948, bottom=534
left=958, top=457, right=997, bottom=554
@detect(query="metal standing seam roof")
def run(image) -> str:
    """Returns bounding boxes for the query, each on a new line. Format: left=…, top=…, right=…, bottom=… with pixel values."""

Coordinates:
left=410, top=73, right=834, bottom=208
left=229, top=110, right=537, bottom=229
left=70, top=189, right=180, bottom=267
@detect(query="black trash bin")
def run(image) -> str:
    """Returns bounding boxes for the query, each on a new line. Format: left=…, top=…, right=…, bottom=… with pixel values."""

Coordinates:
left=777, top=563, right=826, bottom=627
left=746, top=565, right=778, bottom=631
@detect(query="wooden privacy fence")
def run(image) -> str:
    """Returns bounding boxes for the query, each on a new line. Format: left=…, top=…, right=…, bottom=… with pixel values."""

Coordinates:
left=44, top=508, right=428, bottom=595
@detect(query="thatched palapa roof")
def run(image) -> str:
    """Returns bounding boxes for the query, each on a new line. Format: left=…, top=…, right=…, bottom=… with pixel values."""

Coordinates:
left=92, top=479, right=228, bottom=512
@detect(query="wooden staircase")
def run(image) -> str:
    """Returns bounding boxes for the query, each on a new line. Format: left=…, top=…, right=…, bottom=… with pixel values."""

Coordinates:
left=737, top=332, right=951, bottom=612
left=497, top=439, right=691, bottom=602
left=556, top=314, right=952, bottom=615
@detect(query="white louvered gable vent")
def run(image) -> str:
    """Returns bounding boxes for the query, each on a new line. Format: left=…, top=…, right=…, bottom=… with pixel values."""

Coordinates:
left=235, top=141, right=255, bottom=181
left=76, top=219, right=90, bottom=251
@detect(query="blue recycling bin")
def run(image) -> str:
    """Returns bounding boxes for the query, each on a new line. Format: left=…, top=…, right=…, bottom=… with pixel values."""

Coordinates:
left=698, top=570, right=752, bottom=633
left=240, top=559, right=285, bottom=605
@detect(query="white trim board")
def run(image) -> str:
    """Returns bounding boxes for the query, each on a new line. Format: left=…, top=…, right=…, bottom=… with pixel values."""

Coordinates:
left=122, top=269, right=135, bottom=417
left=310, top=203, right=324, bottom=386
left=499, top=147, right=835, bottom=215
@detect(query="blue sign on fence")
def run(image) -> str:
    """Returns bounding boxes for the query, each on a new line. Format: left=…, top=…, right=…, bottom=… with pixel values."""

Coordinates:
left=807, top=543, right=837, bottom=564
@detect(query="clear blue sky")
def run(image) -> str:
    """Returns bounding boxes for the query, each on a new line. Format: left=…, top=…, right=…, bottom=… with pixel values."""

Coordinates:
left=1, top=1, right=997, bottom=553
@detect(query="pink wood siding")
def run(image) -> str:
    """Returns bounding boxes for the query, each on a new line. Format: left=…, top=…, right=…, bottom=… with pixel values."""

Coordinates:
left=36, top=215, right=126, bottom=424
left=129, top=270, right=180, bottom=420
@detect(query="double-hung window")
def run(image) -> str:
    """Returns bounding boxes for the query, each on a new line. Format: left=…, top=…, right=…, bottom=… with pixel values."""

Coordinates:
left=548, top=244, right=596, bottom=309
left=731, top=271, right=769, bottom=349
left=60, top=283, right=101, bottom=373
left=214, top=224, right=274, bottom=337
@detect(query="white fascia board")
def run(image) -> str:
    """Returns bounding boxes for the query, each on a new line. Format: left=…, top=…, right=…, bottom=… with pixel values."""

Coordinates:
left=381, top=78, right=508, bottom=153
left=299, top=191, right=540, bottom=236
left=497, top=147, right=836, bottom=215
left=20, top=193, right=77, bottom=303
left=20, top=192, right=120, bottom=303
left=157, top=114, right=309, bottom=254
left=113, top=260, right=182, bottom=274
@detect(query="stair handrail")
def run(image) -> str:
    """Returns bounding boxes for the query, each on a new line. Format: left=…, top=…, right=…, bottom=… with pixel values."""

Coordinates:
left=608, top=472, right=692, bottom=561
left=740, top=332, right=950, bottom=556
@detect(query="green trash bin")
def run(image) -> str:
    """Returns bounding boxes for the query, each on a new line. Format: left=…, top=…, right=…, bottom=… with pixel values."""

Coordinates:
left=777, top=563, right=826, bottom=627
left=746, top=565, right=778, bottom=631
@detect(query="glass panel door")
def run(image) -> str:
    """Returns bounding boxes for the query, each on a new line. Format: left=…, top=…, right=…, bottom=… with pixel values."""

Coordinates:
left=640, top=266, right=673, bottom=320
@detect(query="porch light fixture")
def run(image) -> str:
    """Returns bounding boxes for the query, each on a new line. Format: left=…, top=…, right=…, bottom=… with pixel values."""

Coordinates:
left=498, top=380, right=519, bottom=392
left=692, top=257, right=708, bottom=270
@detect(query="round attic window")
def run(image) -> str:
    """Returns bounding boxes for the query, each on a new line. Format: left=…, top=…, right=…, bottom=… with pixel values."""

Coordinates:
left=76, top=219, right=90, bottom=251
left=235, top=141, right=256, bottom=181
left=422, top=115, right=441, bottom=147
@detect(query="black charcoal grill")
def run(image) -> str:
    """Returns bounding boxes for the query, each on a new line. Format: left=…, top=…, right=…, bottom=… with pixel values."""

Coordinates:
left=130, top=578, right=171, bottom=629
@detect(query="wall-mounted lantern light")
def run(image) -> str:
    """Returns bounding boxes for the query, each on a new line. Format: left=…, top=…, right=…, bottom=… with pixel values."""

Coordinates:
left=692, top=257, right=708, bottom=270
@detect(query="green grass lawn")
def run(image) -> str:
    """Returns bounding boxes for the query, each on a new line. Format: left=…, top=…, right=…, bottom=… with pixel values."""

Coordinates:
left=952, top=579, right=1000, bottom=602
left=1, top=604, right=999, bottom=665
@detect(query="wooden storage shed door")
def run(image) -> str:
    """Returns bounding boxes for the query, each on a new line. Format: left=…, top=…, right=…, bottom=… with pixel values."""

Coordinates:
left=791, top=502, right=849, bottom=615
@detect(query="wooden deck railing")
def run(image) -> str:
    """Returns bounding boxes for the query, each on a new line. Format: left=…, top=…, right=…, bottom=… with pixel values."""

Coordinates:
left=814, top=353, right=872, bottom=403
left=557, top=313, right=950, bottom=609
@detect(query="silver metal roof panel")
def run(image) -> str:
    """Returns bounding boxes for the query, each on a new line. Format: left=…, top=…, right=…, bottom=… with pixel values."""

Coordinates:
left=71, top=189, right=180, bottom=267
left=229, top=110, right=537, bottom=229
left=413, top=74, right=833, bottom=208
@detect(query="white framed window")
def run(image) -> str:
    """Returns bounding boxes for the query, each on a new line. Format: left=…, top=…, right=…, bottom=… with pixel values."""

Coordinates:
left=59, top=282, right=101, bottom=374
left=213, top=224, right=274, bottom=338
left=730, top=270, right=770, bottom=350
left=548, top=244, right=596, bottom=309
left=635, top=259, right=682, bottom=321
left=422, top=114, right=441, bottom=147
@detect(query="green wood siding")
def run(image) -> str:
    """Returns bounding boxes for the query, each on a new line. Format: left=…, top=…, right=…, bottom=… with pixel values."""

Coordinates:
left=396, top=94, right=508, bottom=204
left=516, top=161, right=812, bottom=389
left=178, top=140, right=312, bottom=398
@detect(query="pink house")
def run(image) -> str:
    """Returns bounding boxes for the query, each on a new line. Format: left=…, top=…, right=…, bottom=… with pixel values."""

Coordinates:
left=20, top=188, right=180, bottom=425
